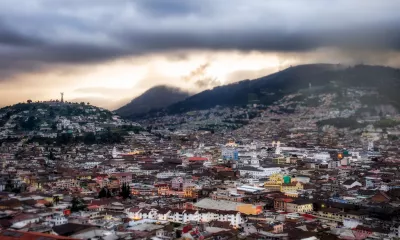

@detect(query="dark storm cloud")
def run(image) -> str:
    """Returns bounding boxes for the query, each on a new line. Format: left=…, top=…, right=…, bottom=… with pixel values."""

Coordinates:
left=1, top=0, right=400, bottom=79
left=0, top=20, right=43, bottom=46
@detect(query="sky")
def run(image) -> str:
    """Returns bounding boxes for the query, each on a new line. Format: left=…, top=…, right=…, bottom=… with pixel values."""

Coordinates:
left=1, top=0, right=400, bottom=110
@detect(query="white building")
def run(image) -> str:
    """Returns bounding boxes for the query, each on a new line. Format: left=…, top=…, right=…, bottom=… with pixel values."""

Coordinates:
left=127, top=208, right=243, bottom=227
left=239, top=166, right=281, bottom=179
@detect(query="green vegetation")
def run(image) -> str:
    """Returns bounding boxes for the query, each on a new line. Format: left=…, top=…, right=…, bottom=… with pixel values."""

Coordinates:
left=120, top=183, right=131, bottom=199
left=60, top=130, right=124, bottom=145
left=303, top=97, right=321, bottom=107
left=98, top=187, right=112, bottom=198
left=248, top=93, right=259, bottom=103
left=317, top=117, right=366, bottom=129
left=0, top=102, right=137, bottom=145
left=373, top=119, right=400, bottom=128
left=290, top=94, right=306, bottom=102
left=388, top=135, right=399, bottom=141
left=0, top=102, right=112, bottom=119
left=121, top=125, right=143, bottom=134
left=70, top=197, right=86, bottom=212
left=17, top=116, right=41, bottom=130
left=26, top=130, right=125, bottom=146
left=359, top=95, right=387, bottom=106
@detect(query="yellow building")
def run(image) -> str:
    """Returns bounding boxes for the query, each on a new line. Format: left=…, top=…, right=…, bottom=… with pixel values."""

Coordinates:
left=184, top=186, right=197, bottom=198
left=264, top=174, right=303, bottom=192
left=157, top=184, right=170, bottom=195
left=264, top=173, right=284, bottom=191
left=269, top=173, right=284, bottom=183
left=44, top=194, right=64, bottom=203
left=23, top=176, right=43, bottom=190
left=281, top=182, right=303, bottom=192
left=77, top=174, right=92, bottom=180
left=286, top=200, right=313, bottom=213
left=272, top=157, right=287, bottom=164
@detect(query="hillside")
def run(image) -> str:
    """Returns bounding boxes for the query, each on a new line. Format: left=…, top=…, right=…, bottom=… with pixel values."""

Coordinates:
left=164, top=64, right=400, bottom=114
left=0, top=101, right=141, bottom=145
left=116, top=85, right=191, bottom=117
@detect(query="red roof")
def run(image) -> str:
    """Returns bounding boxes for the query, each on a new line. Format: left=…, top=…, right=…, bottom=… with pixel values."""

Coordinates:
left=182, top=225, right=193, bottom=233
left=301, top=214, right=317, bottom=220
left=275, top=198, right=294, bottom=203
left=87, top=205, right=99, bottom=210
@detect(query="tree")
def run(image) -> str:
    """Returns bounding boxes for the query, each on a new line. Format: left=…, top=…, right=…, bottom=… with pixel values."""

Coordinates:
left=80, top=102, right=85, bottom=106
left=20, top=116, right=39, bottom=130
left=70, top=197, right=86, bottom=212
left=27, top=99, right=32, bottom=104
left=98, top=187, right=112, bottom=198
left=4, top=180, right=13, bottom=192
left=53, top=196, right=60, bottom=205
left=83, top=132, right=96, bottom=144
left=120, top=183, right=131, bottom=199
left=49, top=109, right=56, bottom=118
left=48, top=150, right=55, bottom=160
left=12, top=186, right=21, bottom=194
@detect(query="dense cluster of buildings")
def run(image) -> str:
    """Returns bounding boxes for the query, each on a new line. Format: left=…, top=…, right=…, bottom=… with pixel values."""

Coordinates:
left=1, top=89, right=400, bottom=239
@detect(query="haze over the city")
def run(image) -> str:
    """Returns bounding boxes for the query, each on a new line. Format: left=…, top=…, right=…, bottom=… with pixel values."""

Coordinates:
left=1, top=0, right=400, bottom=109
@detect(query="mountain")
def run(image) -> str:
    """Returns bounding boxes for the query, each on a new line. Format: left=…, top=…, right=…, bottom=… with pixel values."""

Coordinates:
left=115, top=85, right=191, bottom=117
left=164, top=64, right=400, bottom=114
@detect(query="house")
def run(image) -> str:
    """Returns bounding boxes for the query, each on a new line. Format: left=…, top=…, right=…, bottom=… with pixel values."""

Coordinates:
left=314, top=208, right=367, bottom=222
left=342, top=180, right=362, bottom=189
left=52, top=223, right=98, bottom=237
left=55, top=178, right=79, bottom=189
left=0, top=199, right=22, bottom=209
left=281, top=182, right=304, bottom=192
left=110, top=172, right=132, bottom=185
left=155, top=224, right=175, bottom=240
left=44, top=213, right=69, bottom=227
left=286, top=199, right=314, bottom=213
left=371, top=191, right=391, bottom=203
left=10, top=213, right=40, bottom=229
left=274, top=198, right=293, bottom=211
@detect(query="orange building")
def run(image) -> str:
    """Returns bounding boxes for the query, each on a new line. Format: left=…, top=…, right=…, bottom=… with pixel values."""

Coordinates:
left=155, top=183, right=170, bottom=195
left=184, top=185, right=198, bottom=198
left=236, top=204, right=263, bottom=215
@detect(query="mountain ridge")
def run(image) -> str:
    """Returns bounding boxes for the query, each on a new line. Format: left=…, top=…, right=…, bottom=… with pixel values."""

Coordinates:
left=163, top=64, right=400, bottom=114
left=115, top=85, right=191, bottom=117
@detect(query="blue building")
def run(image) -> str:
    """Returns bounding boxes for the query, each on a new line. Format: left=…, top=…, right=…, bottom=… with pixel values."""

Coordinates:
left=222, top=147, right=239, bottom=161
